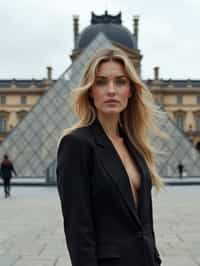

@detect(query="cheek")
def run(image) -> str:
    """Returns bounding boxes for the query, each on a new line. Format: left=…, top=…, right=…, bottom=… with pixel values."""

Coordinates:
left=120, top=88, right=132, bottom=101
left=90, top=88, right=104, bottom=106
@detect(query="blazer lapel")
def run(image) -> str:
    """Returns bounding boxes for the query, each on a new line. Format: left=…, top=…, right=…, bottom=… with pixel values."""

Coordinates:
left=91, top=118, right=143, bottom=230
left=120, top=128, right=150, bottom=223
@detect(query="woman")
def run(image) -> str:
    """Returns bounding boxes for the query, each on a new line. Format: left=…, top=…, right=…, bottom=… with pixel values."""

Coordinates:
left=56, top=47, right=168, bottom=266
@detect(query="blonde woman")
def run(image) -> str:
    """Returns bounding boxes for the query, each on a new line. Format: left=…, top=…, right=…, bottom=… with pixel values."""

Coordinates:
left=56, top=47, right=167, bottom=266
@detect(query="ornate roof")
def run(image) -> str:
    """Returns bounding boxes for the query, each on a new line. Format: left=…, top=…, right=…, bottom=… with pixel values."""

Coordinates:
left=76, top=11, right=137, bottom=50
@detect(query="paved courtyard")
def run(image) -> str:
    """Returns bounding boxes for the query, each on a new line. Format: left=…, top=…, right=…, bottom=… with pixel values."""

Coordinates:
left=0, top=185, right=199, bottom=266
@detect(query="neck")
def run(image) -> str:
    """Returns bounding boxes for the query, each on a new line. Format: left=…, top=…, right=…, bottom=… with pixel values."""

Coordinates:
left=97, top=113, right=121, bottom=139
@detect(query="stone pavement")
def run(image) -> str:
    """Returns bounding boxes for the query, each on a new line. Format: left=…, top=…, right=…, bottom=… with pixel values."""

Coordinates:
left=0, top=186, right=199, bottom=266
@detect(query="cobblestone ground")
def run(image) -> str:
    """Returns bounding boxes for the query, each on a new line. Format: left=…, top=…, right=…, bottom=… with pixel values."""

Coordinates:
left=0, top=186, right=199, bottom=266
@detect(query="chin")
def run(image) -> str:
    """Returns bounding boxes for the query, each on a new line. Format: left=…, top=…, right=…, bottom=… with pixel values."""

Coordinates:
left=101, top=108, right=123, bottom=115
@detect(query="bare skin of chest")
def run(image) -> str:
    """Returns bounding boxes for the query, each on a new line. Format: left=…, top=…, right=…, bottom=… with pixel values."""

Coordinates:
left=110, top=138, right=141, bottom=208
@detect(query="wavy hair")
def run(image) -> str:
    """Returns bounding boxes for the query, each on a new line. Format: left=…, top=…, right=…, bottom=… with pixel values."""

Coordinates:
left=59, top=47, right=169, bottom=190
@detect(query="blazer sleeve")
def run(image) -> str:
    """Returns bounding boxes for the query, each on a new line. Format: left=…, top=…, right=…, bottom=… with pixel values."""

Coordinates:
left=56, top=133, right=98, bottom=266
left=149, top=192, right=162, bottom=266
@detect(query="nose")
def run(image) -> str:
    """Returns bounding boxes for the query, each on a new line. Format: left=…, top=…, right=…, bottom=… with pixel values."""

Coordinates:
left=107, top=80, right=116, bottom=94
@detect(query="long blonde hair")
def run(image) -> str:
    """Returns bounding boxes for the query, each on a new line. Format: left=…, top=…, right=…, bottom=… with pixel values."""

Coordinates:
left=60, top=47, right=169, bottom=190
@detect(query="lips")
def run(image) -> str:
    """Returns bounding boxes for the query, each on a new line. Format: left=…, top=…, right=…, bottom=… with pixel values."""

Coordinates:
left=104, top=100, right=119, bottom=103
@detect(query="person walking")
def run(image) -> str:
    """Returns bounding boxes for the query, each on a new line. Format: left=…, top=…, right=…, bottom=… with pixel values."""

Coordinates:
left=178, top=162, right=184, bottom=179
left=0, top=154, right=17, bottom=198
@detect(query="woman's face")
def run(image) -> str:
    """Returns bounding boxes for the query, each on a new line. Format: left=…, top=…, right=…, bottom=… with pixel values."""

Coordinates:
left=89, top=60, right=132, bottom=117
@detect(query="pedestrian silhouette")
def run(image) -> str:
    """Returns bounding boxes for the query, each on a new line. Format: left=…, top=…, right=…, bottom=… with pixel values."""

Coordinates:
left=0, top=154, right=17, bottom=198
left=178, top=162, right=184, bottom=179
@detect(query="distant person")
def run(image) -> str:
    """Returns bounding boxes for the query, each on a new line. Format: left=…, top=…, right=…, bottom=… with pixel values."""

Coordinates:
left=0, top=154, right=17, bottom=198
left=178, top=162, right=184, bottom=179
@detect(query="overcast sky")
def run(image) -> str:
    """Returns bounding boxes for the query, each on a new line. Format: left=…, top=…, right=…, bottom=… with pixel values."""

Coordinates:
left=0, top=0, right=199, bottom=80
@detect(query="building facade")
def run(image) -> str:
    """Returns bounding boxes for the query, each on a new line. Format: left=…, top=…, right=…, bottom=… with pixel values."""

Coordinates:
left=0, top=11, right=200, bottom=151
left=147, top=74, right=200, bottom=150
left=0, top=67, right=54, bottom=143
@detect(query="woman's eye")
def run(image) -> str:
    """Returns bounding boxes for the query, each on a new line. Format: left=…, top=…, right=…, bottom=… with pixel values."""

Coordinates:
left=95, top=80, right=107, bottom=86
left=115, top=79, right=129, bottom=86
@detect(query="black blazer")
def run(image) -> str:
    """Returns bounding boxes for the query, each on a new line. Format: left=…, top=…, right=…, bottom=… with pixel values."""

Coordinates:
left=56, top=118, right=162, bottom=266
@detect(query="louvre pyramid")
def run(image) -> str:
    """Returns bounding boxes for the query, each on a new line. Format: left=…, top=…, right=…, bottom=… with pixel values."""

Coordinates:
left=0, top=33, right=199, bottom=180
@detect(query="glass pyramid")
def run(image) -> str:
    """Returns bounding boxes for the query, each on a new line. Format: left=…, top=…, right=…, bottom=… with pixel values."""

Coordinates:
left=0, top=33, right=199, bottom=181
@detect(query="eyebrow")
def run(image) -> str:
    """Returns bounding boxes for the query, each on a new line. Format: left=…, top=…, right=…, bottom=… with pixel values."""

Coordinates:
left=95, top=75, right=128, bottom=79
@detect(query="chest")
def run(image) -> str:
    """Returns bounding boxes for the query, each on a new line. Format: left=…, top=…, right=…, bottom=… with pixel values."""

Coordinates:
left=110, top=139, right=142, bottom=207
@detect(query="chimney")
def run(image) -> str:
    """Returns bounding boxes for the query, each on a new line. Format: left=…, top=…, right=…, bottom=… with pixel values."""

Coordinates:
left=73, top=15, right=79, bottom=49
left=153, top=66, right=159, bottom=80
left=133, top=15, right=139, bottom=48
left=47, top=66, right=52, bottom=80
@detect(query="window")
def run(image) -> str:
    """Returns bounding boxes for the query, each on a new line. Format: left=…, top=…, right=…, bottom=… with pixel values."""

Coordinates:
left=21, top=95, right=27, bottom=104
left=176, top=113, right=184, bottom=130
left=197, top=96, right=200, bottom=104
left=177, top=95, right=183, bottom=104
left=196, top=115, right=200, bottom=131
left=18, top=111, right=27, bottom=121
left=154, top=98, right=160, bottom=105
left=0, top=116, right=7, bottom=132
left=0, top=95, right=6, bottom=104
